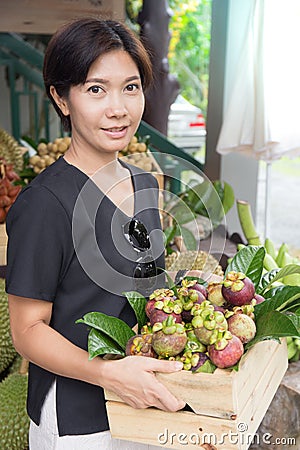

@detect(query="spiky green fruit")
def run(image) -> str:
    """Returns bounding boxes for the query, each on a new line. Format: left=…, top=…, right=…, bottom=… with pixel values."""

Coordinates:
left=0, top=278, right=17, bottom=373
left=165, top=250, right=224, bottom=277
left=0, top=373, right=29, bottom=450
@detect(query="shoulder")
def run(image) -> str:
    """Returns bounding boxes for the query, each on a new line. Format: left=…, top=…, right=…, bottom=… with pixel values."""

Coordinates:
left=8, top=157, right=86, bottom=221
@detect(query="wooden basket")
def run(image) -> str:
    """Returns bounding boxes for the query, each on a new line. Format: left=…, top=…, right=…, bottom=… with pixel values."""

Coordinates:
left=105, top=339, right=288, bottom=450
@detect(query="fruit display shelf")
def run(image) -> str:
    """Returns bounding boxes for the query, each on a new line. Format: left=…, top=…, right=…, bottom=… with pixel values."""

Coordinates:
left=104, top=338, right=288, bottom=450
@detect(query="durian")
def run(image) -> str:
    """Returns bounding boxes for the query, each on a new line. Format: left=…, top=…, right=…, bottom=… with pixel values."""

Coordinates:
left=0, top=278, right=17, bottom=374
left=8, top=353, right=23, bottom=375
left=0, top=372, right=29, bottom=450
left=165, top=250, right=224, bottom=277
left=0, top=128, right=24, bottom=173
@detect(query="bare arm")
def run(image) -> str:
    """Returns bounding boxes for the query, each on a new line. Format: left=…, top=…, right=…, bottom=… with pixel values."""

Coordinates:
left=8, top=294, right=185, bottom=412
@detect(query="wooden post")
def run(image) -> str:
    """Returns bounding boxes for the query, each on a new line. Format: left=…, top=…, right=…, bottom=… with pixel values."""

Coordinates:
left=138, top=0, right=180, bottom=136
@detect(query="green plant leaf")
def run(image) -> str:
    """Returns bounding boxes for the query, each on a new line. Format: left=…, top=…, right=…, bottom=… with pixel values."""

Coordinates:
left=168, top=202, right=195, bottom=225
left=246, top=311, right=300, bottom=348
left=259, top=268, right=280, bottom=293
left=76, top=312, right=134, bottom=351
left=122, top=291, right=147, bottom=333
left=255, top=285, right=300, bottom=320
left=192, top=359, right=216, bottom=373
left=163, top=224, right=178, bottom=247
left=180, top=226, right=198, bottom=250
left=88, top=328, right=125, bottom=359
left=221, top=181, right=235, bottom=215
left=225, top=245, right=265, bottom=289
left=266, top=263, right=300, bottom=285
left=285, top=313, right=300, bottom=332
left=159, top=268, right=178, bottom=296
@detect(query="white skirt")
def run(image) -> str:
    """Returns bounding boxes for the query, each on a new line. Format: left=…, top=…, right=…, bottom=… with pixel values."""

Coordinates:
left=29, top=381, right=169, bottom=450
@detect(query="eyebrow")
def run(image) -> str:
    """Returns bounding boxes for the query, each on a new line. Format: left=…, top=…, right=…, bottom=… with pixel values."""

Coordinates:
left=85, top=75, right=141, bottom=84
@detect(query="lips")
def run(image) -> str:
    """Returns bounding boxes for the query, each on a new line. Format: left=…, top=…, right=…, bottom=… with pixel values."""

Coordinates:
left=101, top=125, right=128, bottom=139
left=103, top=126, right=126, bottom=132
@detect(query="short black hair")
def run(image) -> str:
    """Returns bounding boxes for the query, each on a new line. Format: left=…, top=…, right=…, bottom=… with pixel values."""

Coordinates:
left=43, top=18, right=153, bottom=132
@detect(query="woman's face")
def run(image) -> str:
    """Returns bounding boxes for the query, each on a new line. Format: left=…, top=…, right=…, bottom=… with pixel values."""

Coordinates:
left=54, top=50, right=145, bottom=157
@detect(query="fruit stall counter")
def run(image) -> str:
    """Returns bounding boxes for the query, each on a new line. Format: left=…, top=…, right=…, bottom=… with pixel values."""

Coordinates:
left=105, top=339, right=288, bottom=450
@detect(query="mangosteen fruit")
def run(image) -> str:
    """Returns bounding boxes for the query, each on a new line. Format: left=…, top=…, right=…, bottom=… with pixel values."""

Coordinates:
left=149, top=308, right=182, bottom=326
left=207, top=282, right=226, bottom=306
left=152, top=316, right=187, bottom=358
left=145, top=299, right=156, bottom=319
left=191, top=305, right=228, bottom=346
left=208, top=334, right=244, bottom=369
left=254, top=293, right=265, bottom=304
left=125, top=334, right=156, bottom=357
left=192, top=283, right=208, bottom=298
left=222, top=271, right=255, bottom=306
left=190, top=352, right=210, bottom=372
left=227, top=313, right=256, bottom=344
left=184, top=330, right=207, bottom=353
left=178, top=350, right=209, bottom=371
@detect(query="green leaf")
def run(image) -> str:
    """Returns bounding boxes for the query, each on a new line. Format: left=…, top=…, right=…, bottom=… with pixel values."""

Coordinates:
left=286, top=313, right=300, bottom=332
left=225, top=245, right=265, bottom=289
left=88, top=328, right=125, bottom=359
left=184, top=276, right=207, bottom=286
left=221, top=181, right=235, bottom=215
left=268, top=263, right=300, bottom=284
left=255, top=285, right=300, bottom=319
left=246, top=311, right=300, bottom=348
left=180, top=226, right=197, bottom=250
left=163, top=224, right=178, bottom=246
left=192, top=359, right=216, bottom=373
left=159, top=268, right=178, bottom=296
left=168, top=202, right=195, bottom=225
left=76, top=312, right=134, bottom=351
left=259, top=268, right=280, bottom=293
left=122, top=291, right=147, bottom=333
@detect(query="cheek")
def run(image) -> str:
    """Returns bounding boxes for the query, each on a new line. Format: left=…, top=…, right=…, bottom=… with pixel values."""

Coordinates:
left=69, top=98, right=98, bottom=122
left=133, top=96, right=145, bottom=119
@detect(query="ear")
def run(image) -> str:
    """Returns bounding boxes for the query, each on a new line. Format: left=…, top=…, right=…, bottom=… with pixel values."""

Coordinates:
left=50, top=86, right=70, bottom=116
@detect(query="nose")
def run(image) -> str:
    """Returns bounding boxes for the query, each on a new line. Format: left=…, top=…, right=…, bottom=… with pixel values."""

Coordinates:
left=105, top=93, right=128, bottom=118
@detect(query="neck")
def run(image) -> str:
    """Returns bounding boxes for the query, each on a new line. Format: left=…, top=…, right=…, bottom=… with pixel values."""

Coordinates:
left=64, top=145, right=119, bottom=176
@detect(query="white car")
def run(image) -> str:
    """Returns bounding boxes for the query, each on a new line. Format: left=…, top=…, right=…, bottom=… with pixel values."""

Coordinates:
left=168, top=95, right=206, bottom=154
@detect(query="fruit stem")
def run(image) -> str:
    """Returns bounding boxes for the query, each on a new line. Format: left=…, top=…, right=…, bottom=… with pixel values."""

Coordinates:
left=236, top=200, right=261, bottom=245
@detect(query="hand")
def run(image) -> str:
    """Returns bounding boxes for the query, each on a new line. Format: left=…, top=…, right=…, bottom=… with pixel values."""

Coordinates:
left=100, top=356, right=186, bottom=412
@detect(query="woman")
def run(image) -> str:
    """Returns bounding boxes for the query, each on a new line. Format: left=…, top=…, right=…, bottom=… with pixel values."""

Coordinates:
left=6, top=18, right=185, bottom=450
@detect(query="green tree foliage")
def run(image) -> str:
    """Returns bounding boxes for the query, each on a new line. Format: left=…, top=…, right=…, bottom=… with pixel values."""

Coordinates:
left=126, top=0, right=212, bottom=114
left=168, top=0, right=212, bottom=113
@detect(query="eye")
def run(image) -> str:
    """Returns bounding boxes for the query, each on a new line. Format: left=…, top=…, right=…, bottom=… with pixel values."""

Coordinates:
left=125, top=83, right=140, bottom=92
left=88, top=85, right=104, bottom=95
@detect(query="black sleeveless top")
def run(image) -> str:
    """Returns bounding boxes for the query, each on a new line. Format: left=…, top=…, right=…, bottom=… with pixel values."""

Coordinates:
left=6, top=156, right=165, bottom=436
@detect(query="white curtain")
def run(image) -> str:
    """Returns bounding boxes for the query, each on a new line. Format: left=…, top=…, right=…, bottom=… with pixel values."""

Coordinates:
left=217, top=0, right=300, bottom=162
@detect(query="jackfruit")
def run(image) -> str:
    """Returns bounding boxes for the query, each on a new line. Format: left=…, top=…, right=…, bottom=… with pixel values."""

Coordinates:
left=0, top=278, right=17, bottom=374
left=0, top=372, right=29, bottom=450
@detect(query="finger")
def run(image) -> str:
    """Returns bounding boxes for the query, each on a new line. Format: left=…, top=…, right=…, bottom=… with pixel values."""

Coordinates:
left=134, top=356, right=183, bottom=373
left=151, top=382, right=186, bottom=411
